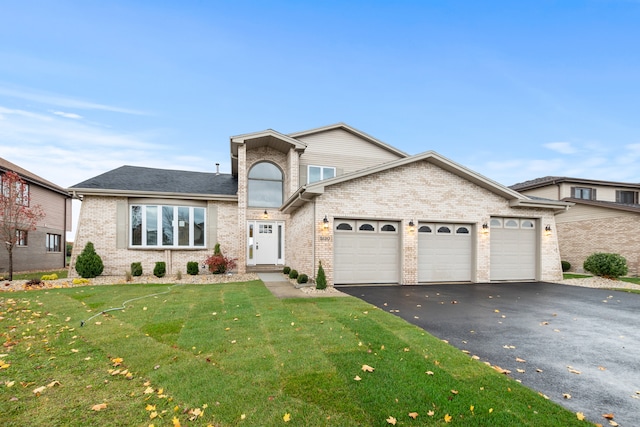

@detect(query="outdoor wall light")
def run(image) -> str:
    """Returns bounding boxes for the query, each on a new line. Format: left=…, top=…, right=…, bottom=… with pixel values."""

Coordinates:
left=323, top=215, right=329, bottom=229
left=263, top=210, right=268, bottom=219
left=482, top=223, right=489, bottom=233
left=408, top=219, right=415, bottom=232
left=545, top=224, right=552, bottom=234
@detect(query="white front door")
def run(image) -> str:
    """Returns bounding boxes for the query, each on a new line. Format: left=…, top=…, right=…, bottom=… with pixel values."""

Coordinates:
left=247, top=221, right=284, bottom=265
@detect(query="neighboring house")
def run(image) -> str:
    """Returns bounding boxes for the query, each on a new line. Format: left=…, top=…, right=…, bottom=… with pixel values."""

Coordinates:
left=0, top=157, right=72, bottom=274
left=69, top=123, right=569, bottom=285
left=511, top=176, right=640, bottom=275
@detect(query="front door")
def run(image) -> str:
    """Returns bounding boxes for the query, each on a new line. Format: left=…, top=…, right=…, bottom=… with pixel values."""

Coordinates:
left=247, top=221, right=284, bottom=265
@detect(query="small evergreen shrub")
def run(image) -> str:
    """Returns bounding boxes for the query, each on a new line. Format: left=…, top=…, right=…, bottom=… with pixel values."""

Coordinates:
left=131, top=262, right=143, bottom=277
left=214, top=243, right=222, bottom=255
left=75, top=242, right=104, bottom=278
left=288, top=269, right=298, bottom=279
left=561, top=260, right=571, bottom=272
left=154, top=261, right=166, bottom=278
left=187, top=261, right=199, bottom=275
left=41, top=273, right=58, bottom=280
left=297, top=273, right=308, bottom=284
left=283, top=266, right=291, bottom=275
left=583, top=253, right=628, bottom=278
left=72, top=278, right=90, bottom=285
left=316, top=261, right=327, bottom=290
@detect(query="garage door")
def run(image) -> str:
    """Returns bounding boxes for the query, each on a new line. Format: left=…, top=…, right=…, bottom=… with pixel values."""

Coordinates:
left=334, top=219, right=400, bottom=284
left=490, top=218, right=537, bottom=281
left=418, top=223, right=472, bottom=282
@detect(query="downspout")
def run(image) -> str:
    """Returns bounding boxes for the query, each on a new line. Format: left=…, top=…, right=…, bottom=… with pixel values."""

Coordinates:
left=63, top=195, right=68, bottom=268
left=312, top=199, right=316, bottom=281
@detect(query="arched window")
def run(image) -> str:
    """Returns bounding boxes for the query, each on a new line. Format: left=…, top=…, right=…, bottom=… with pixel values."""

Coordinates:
left=248, top=162, right=283, bottom=207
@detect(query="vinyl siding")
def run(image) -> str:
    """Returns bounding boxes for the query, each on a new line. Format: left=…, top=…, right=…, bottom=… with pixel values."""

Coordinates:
left=555, top=203, right=638, bottom=223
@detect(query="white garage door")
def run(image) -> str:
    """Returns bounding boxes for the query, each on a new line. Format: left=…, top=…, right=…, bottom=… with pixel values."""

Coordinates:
left=418, top=223, right=473, bottom=282
left=334, top=219, right=400, bottom=284
left=490, top=218, right=537, bottom=281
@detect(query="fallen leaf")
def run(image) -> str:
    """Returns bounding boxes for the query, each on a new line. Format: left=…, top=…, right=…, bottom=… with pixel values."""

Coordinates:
left=568, top=368, right=581, bottom=375
left=91, top=403, right=107, bottom=411
left=609, top=421, right=619, bottom=426
left=283, top=412, right=291, bottom=422
left=408, top=412, right=418, bottom=419
left=489, top=408, right=494, bottom=413
left=425, top=371, right=434, bottom=376
left=354, top=375, right=361, bottom=381
left=146, top=404, right=156, bottom=411
left=444, top=413, right=452, bottom=423
left=71, top=349, right=79, bottom=353
left=172, top=416, right=181, bottom=427
left=577, top=412, right=585, bottom=421
left=427, top=410, right=435, bottom=416
left=494, top=309, right=500, bottom=313
left=516, top=357, right=526, bottom=363
left=602, top=413, right=614, bottom=420
left=33, top=386, right=47, bottom=395
left=386, top=415, right=397, bottom=425
left=517, top=369, right=525, bottom=373
left=450, top=390, right=459, bottom=395
left=563, top=394, right=572, bottom=399
left=361, top=364, right=375, bottom=372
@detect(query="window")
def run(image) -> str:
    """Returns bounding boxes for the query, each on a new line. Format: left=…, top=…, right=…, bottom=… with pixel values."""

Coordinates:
left=456, top=226, right=470, bottom=234
left=437, top=226, right=451, bottom=234
left=359, top=223, right=375, bottom=232
left=381, top=224, right=396, bottom=232
left=418, top=225, right=432, bottom=233
left=307, top=165, right=336, bottom=184
left=46, top=233, right=61, bottom=252
left=131, top=205, right=205, bottom=248
left=616, top=190, right=638, bottom=204
left=572, top=187, right=595, bottom=200
left=248, top=162, right=283, bottom=207
left=336, top=223, right=353, bottom=231
left=1, top=175, right=30, bottom=206
left=16, top=230, right=28, bottom=246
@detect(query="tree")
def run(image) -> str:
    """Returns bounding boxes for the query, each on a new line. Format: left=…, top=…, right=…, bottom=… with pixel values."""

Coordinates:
left=0, top=171, right=45, bottom=280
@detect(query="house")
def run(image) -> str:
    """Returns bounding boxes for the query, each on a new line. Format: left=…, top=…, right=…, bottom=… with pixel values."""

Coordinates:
left=512, top=176, right=640, bottom=275
left=0, top=157, right=72, bottom=274
left=68, top=123, right=569, bottom=285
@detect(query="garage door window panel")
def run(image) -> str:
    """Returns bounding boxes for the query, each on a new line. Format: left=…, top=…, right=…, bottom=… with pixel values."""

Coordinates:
left=418, top=225, right=433, bottom=233
left=437, top=225, right=452, bottom=234
left=358, top=222, right=376, bottom=232
left=456, top=226, right=470, bottom=234
left=336, top=222, right=353, bottom=231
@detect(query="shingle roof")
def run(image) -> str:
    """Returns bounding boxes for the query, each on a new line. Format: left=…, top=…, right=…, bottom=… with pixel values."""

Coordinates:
left=69, top=165, right=238, bottom=196
left=511, top=176, right=640, bottom=191
left=510, top=176, right=565, bottom=190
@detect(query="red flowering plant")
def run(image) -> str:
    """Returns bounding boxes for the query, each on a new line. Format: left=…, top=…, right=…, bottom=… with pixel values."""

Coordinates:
left=203, top=252, right=237, bottom=274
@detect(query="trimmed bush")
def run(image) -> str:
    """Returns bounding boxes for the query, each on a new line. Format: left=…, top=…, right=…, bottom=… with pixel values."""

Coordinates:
left=131, top=262, right=143, bottom=277
left=583, top=253, right=628, bottom=278
left=154, top=261, right=166, bottom=278
left=297, top=273, right=308, bottom=284
left=75, top=242, right=104, bottom=278
left=187, top=261, right=199, bottom=275
left=72, top=278, right=90, bottom=285
left=316, top=261, right=327, bottom=290
left=561, top=260, right=571, bottom=272
left=283, top=266, right=291, bottom=275
left=41, top=274, right=58, bottom=280
left=204, top=254, right=237, bottom=274
left=288, top=269, right=298, bottom=279
left=214, top=243, right=222, bottom=255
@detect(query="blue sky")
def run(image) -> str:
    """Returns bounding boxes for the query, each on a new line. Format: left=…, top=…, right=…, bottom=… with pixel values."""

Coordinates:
left=1, top=0, right=639, bottom=234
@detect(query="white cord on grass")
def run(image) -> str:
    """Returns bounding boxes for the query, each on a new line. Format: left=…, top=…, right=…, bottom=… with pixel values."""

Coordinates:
left=80, top=284, right=184, bottom=326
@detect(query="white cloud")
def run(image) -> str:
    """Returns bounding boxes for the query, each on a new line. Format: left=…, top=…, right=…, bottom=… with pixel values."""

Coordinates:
left=543, top=141, right=577, bottom=154
left=53, top=111, right=83, bottom=119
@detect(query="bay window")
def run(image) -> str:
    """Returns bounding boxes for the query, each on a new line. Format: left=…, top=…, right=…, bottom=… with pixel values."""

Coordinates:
left=131, top=204, right=205, bottom=248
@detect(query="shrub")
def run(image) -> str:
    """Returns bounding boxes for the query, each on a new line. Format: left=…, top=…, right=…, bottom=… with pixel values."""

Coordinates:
left=583, top=253, right=628, bottom=278
left=187, top=261, right=199, bottom=275
left=41, top=273, right=58, bottom=280
left=316, top=261, right=327, bottom=290
left=204, top=254, right=237, bottom=274
left=561, top=260, right=571, bottom=272
left=283, top=266, right=291, bottom=275
left=131, top=262, right=143, bottom=277
left=297, top=273, right=308, bottom=284
left=72, top=278, right=90, bottom=285
left=75, top=242, right=104, bottom=278
left=288, top=269, right=298, bottom=279
left=154, top=262, right=166, bottom=278
left=214, top=243, right=222, bottom=255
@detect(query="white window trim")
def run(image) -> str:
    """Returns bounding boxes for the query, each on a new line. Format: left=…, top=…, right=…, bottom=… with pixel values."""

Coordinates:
left=307, top=165, right=336, bottom=184
left=130, top=204, right=206, bottom=249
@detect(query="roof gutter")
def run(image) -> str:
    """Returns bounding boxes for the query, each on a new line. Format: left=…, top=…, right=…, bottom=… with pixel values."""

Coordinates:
left=68, top=188, right=238, bottom=202
left=509, top=198, right=573, bottom=211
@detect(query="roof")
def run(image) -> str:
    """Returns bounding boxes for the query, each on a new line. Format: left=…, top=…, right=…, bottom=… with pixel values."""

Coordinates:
left=282, top=151, right=571, bottom=213
left=0, top=157, right=70, bottom=197
left=511, top=176, right=640, bottom=191
left=69, top=165, right=238, bottom=200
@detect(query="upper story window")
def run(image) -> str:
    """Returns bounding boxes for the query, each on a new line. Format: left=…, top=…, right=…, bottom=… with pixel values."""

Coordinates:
left=616, top=190, right=638, bottom=204
left=571, top=186, right=595, bottom=200
left=1, top=175, right=30, bottom=206
left=308, top=165, right=336, bottom=184
left=131, top=205, right=205, bottom=248
left=248, top=162, right=283, bottom=207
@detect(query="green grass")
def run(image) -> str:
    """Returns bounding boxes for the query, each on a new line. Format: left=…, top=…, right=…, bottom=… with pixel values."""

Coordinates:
left=0, top=281, right=589, bottom=426
left=562, top=273, right=592, bottom=279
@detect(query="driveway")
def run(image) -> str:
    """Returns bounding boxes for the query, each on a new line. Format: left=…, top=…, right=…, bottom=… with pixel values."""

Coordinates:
left=340, top=282, right=640, bottom=426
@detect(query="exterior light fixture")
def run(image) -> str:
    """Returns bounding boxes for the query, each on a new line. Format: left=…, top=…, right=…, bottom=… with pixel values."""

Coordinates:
left=482, top=223, right=489, bottom=233
left=545, top=224, right=552, bottom=234
left=408, top=219, right=415, bottom=232
left=263, top=210, right=268, bottom=219
left=323, top=215, right=329, bottom=229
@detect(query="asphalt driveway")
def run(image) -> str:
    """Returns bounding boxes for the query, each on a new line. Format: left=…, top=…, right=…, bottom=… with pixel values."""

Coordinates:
left=340, top=282, right=640, bottom=426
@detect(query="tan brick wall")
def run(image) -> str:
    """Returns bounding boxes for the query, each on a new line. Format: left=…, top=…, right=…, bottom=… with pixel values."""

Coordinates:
left=557, top=216, right=640, bottom=276
left=69, top=196, right=238, bottom=278
left=286, top=201, right=315, bottom=277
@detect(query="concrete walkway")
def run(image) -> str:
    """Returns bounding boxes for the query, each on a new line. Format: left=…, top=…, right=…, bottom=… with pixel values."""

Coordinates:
left=257, top=272, right=348, bottom=299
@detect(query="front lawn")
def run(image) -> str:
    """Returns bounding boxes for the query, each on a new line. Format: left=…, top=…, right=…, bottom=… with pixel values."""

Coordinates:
left=0, top=281, right=588, bottom=426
